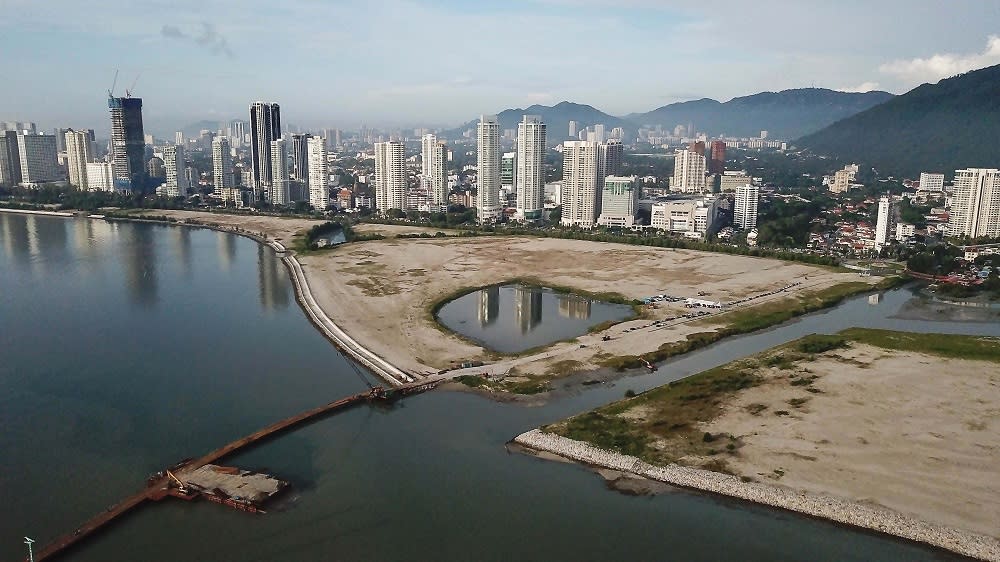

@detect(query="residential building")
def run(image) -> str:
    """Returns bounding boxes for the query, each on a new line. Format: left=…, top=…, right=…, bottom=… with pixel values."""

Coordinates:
left=290, top=133, right=311, bottom=181
left=307, top=136, right=329, bottom=210
left=477, top=115, right=501, bottom=221
left=249, top=101, right=281, bottom=201
left=689, top=141, right=705, bottom=156
left=830, top=164, right=859, bottom=193
left=599, top=139, right=623, bottom=178
left=428, top=141, right=448, bottom=210
left=610, top=127, right=624, bottom=140
left=271, top=138, right=289, bottom=206
left=0, top=131, right=21, bottom=186
left=421, top=133, right=437, bottom=181
left=560, top=141, right=600, bottom=227
left=593, top=124, right=606, bottom=143
left=212, top=137, right=233, bottom=191
left=515, top=115, right=546, bottom=221
left=896, top=222, right=915, bottom=240
left=734, top=183, right=760, bottom=229
left=568, top=121, right=577, bottom=138
left=597, top=175, right=639, bottom=227
left=65, top=129, right=93, bottom=189
left=709, top=140, right=726, bottom=174
left=175, top=131, right=184, bottom=145
left=720, top=171, right=752, bottom=191
left=146, top=156, right=165, bottom=180
left=108, top=96, right=146, bottom=192
left=874, top=195, right=895, bottom=252
left=162, top=145, right=189, bottom=198
left=85, top=162, right=114, bottom=192
left=949, top=168, right=1000, bottom=238
left=671, top=149, right=706, bottom=193
left=374, top=140, right=406, bottom=212
left=500, top=152, right=515, bottom=191
left=17, top=133, right=60, bottom=184
left=919, top=172, right=945, bottom=192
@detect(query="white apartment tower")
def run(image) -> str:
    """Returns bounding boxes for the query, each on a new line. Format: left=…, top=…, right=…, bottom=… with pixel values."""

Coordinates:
left=271, top=138, right=289, bottom=206
left=212, top=136, right=234, bottom=191
left=428, top=141, right=448, bottom=210
left=16, top=133, right=60, bottom=184
left=307, top=136, right=329, bottom=210
left=374, top=140, right=407, bottom=212
left=516, top=115, right=546, bottom=222
left=560, top=141, right=600, bottom=227
left=672, top=148, right=707, bottom=193
left=65, top=129, right=93, bottom=189
left=874, top=194, right=895, bottom=253
left=734, top=184, right=759, bottom=230
left=597, top=175, right=639, bottom=227
left=477, top=115, right=501, bottom=221
left=949, top=168, right=1000, bottom=238
left=86, top=162, right=114, bottom=192
left=421, top=133, right=437, bottom=180
left=162, top=144, right=189, bottom=198
left=919, top=172, right=945, bottom=192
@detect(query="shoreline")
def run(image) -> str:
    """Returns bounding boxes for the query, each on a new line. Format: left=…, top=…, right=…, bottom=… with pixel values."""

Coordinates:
left=513, top=429, right=1000, bottom=562
left=103, top=213, right=414, bottom=386
left=0, top=206, right=74, bottom=217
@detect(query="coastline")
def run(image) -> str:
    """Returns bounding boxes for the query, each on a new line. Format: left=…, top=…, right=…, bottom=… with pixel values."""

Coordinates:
left=513, top=429, right=1000, bottom=562
left=0, top=206, right=74, bottom=217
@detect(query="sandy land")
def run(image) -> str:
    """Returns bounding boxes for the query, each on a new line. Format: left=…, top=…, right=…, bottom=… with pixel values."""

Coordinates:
left=353, top=223, right=456, bottom=236
left=124, top=209, right=322, bottom=244
left=298, top=235, right=873, bottom=376
left=700, top=344, right=1000, bottom=539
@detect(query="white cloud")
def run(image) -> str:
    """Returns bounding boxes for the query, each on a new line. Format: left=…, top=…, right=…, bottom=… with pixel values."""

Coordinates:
left=837, top=81, right=881, bottom=93
left=880, top=35, right=1000, bottom=84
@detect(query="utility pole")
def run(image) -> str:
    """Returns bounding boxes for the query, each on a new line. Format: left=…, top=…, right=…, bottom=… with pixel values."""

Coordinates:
left=24, top=537, right=35, bottom=562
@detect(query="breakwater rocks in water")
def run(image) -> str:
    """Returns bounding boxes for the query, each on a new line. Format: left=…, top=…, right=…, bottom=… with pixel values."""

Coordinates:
left=514, top=429, right=1000, bottom=561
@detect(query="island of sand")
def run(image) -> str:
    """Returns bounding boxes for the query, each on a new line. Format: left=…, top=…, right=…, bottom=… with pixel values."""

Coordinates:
left=521, top=329, right=1000, bottom=560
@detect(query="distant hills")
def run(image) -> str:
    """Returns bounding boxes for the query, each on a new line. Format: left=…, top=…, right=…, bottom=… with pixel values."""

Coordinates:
left=444, top=89, right=894, bottom=142
left=797, top=64, right=1000, bottom=178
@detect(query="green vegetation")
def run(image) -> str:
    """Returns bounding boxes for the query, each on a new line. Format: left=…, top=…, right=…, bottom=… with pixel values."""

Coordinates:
left=840, top=328, right=1000, bottom=363
left=455, top=374, right=552, bottom=395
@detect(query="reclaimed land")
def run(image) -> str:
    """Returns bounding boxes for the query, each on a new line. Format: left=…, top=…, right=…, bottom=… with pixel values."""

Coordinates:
left=525, top=329, right=1000, bottom=559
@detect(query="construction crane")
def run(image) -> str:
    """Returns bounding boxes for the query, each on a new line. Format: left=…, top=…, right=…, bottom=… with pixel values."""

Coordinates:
left=107, top=69, right=119, bottom=99
left=125, top=72, right=141, bottom=98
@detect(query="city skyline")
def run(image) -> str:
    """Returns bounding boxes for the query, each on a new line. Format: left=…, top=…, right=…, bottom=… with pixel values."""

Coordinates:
left=2, top=1, right=999, bottom=132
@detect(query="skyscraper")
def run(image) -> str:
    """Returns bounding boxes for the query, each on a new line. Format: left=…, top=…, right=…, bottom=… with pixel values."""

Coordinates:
left=477, top=115, right=501, bottom=222
left=734, top=183, right=759, bottom=230
left=162, top=144, right=189, bottom=198
left=710, top=140, right=726, bottom=174
left=561, top=141, right=600, bottom=228
left=307, top=136, right=329, bottom=210
left=597, top=175, right=639, bottom=227
left=874, top=194, right=895, bottom=252
left=672, top=149, right=707, bottom=193
left=568, top=121, right=577, bottom=138
left=65, top=129, right=93, bottom=189
left=212, top=136, right=233, bottom=191
left=598, top=138, right=623, bottom=180
left=230, top=120, right=247, bottom=148
left=109, top=96, right=146, bottom=192
left=515, top=115, right=546, bottom=222
left=593, top=124, right=606, bottom=143
left=0, top=131, right=21, bottom=186
left=949, top=168, right=1000, bottom=238
left=290, top=133, right=311, bottom=181
left=16, top=133, right=60, bottom=184
left=500, top=152, right=516, bottom=192
left=271, top=138, right=289, bottom=206
left=428, top=141, right=448, bottom=210
left=249, top=101, right=281, bottom=202
left=421, top=133, right=437, bottom=180
left=374, top=140, right=407, bottom=212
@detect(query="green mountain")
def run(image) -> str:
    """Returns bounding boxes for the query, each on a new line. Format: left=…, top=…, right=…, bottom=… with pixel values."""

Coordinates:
left=797, top=65, right=1000, bottom=178
left=629, top=88, right=894, bottom=139
left=444, top=101, right=632, bottom=142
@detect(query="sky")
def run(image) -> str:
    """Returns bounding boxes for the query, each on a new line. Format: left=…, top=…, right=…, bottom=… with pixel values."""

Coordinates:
left=1, top=0, right=999, bottom=135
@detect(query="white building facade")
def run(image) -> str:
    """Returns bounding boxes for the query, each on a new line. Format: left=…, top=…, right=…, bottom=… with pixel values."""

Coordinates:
left=428, top=141, right=448, bottom=210
left=374, top=140, right=407, bottom=212
left=671, top=148, right=706, bottom=193
left=597, top=175, right=639, bottom=227
left=874, top=194, right=895, bottom=252
left=162, top=144, right=189, bottom=198
left=949, top=168, right=1000, bottom=238
left=270, top=138, right=289, bottom=206
left=515, top=115, right=546, bottom=222
left=212, top=136, right=233, bottom=191
left=734, top=183, right=759, bottom=229
left=307, top=136, right=329, bottom=210
left=560, top=141, right=600, bottom=227
left=476, top=115, right=501, bottom=221
left=16, top=133, right=60, bottom=184
left=65, top=129, right=93, bottom=189
left=919, top=172, right=945, bottom=192
left=85, top=162, right=114, bottom=192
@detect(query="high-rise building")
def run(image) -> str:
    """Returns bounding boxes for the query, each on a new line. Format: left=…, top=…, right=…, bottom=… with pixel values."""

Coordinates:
left=374, top=140, right=407, bottom=212
left=271, top=138, right=289, bottom=206
left=0, top=131, right=22, bottom=186
left=421, top=133, right=437, bottom=180
left=428, top=141, right=448, bottom=210
left=734, top=183, right=760, bottom=230
left=598, top=138, right=623, bottom=179
left=597, top=175, right=639, bottom=227
left=290, top=133, right=311, bottom=181
left=709, top=140, right=726, bottom=174
left=610, top=127, right=625, bottom=140
left=109, top=96, right=146, bottom=192
left=249, top=101, right=281, bottom=201
left=230, top=120, right=247, bottom=148
left=671, top=149, right=707, bottom=193
left=146, top=157, right=165, bottom=180
left=65, top=129, right=93, bottom=189
left=212, top=136, right=233, bottom=191
left=919, top=172, right=945, bottom=192
left=593, top=124, right=606, bottom=144
left=307, top=136, right=329, bottom=210
left=874, top=195, right=895, bottom=252
left=560, top=140, right=600, bottom=228
left=689, top=140, right=706, bottom=156
left=86, top=162, right=114, bottom=192
left=568, top=121, right=577, bottom=138
left=949, top=168, right=1000, bottom=238
left=515, top=115, right=546, bottom=222
left=500, top=152, right=516, bottom=192
left=16, top=133, right=60, bottom=184
left=477, top=115, right=501, bottom=221
left=162, top=145, right=189, bottom=198
left=175, top=131, right=184, bottom=145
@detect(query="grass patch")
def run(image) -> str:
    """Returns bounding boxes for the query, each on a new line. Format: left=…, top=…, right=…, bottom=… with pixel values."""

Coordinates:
left=545, top=359, right=584, bottom=377
left=840, top=328, right=1000, bottom=363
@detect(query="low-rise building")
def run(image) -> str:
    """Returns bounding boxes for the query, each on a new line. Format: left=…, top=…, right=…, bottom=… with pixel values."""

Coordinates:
left=649, top=197, right=718, bottom=237
left=597, top=175, right=639, bottom=227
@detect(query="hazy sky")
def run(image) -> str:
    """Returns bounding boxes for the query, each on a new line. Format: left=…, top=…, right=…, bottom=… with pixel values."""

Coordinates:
left=2, top=0, right=999, bottom=134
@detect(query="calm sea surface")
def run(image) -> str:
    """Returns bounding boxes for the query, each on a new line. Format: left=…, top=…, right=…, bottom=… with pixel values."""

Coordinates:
left=3, top=213, right=993, bottom=561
